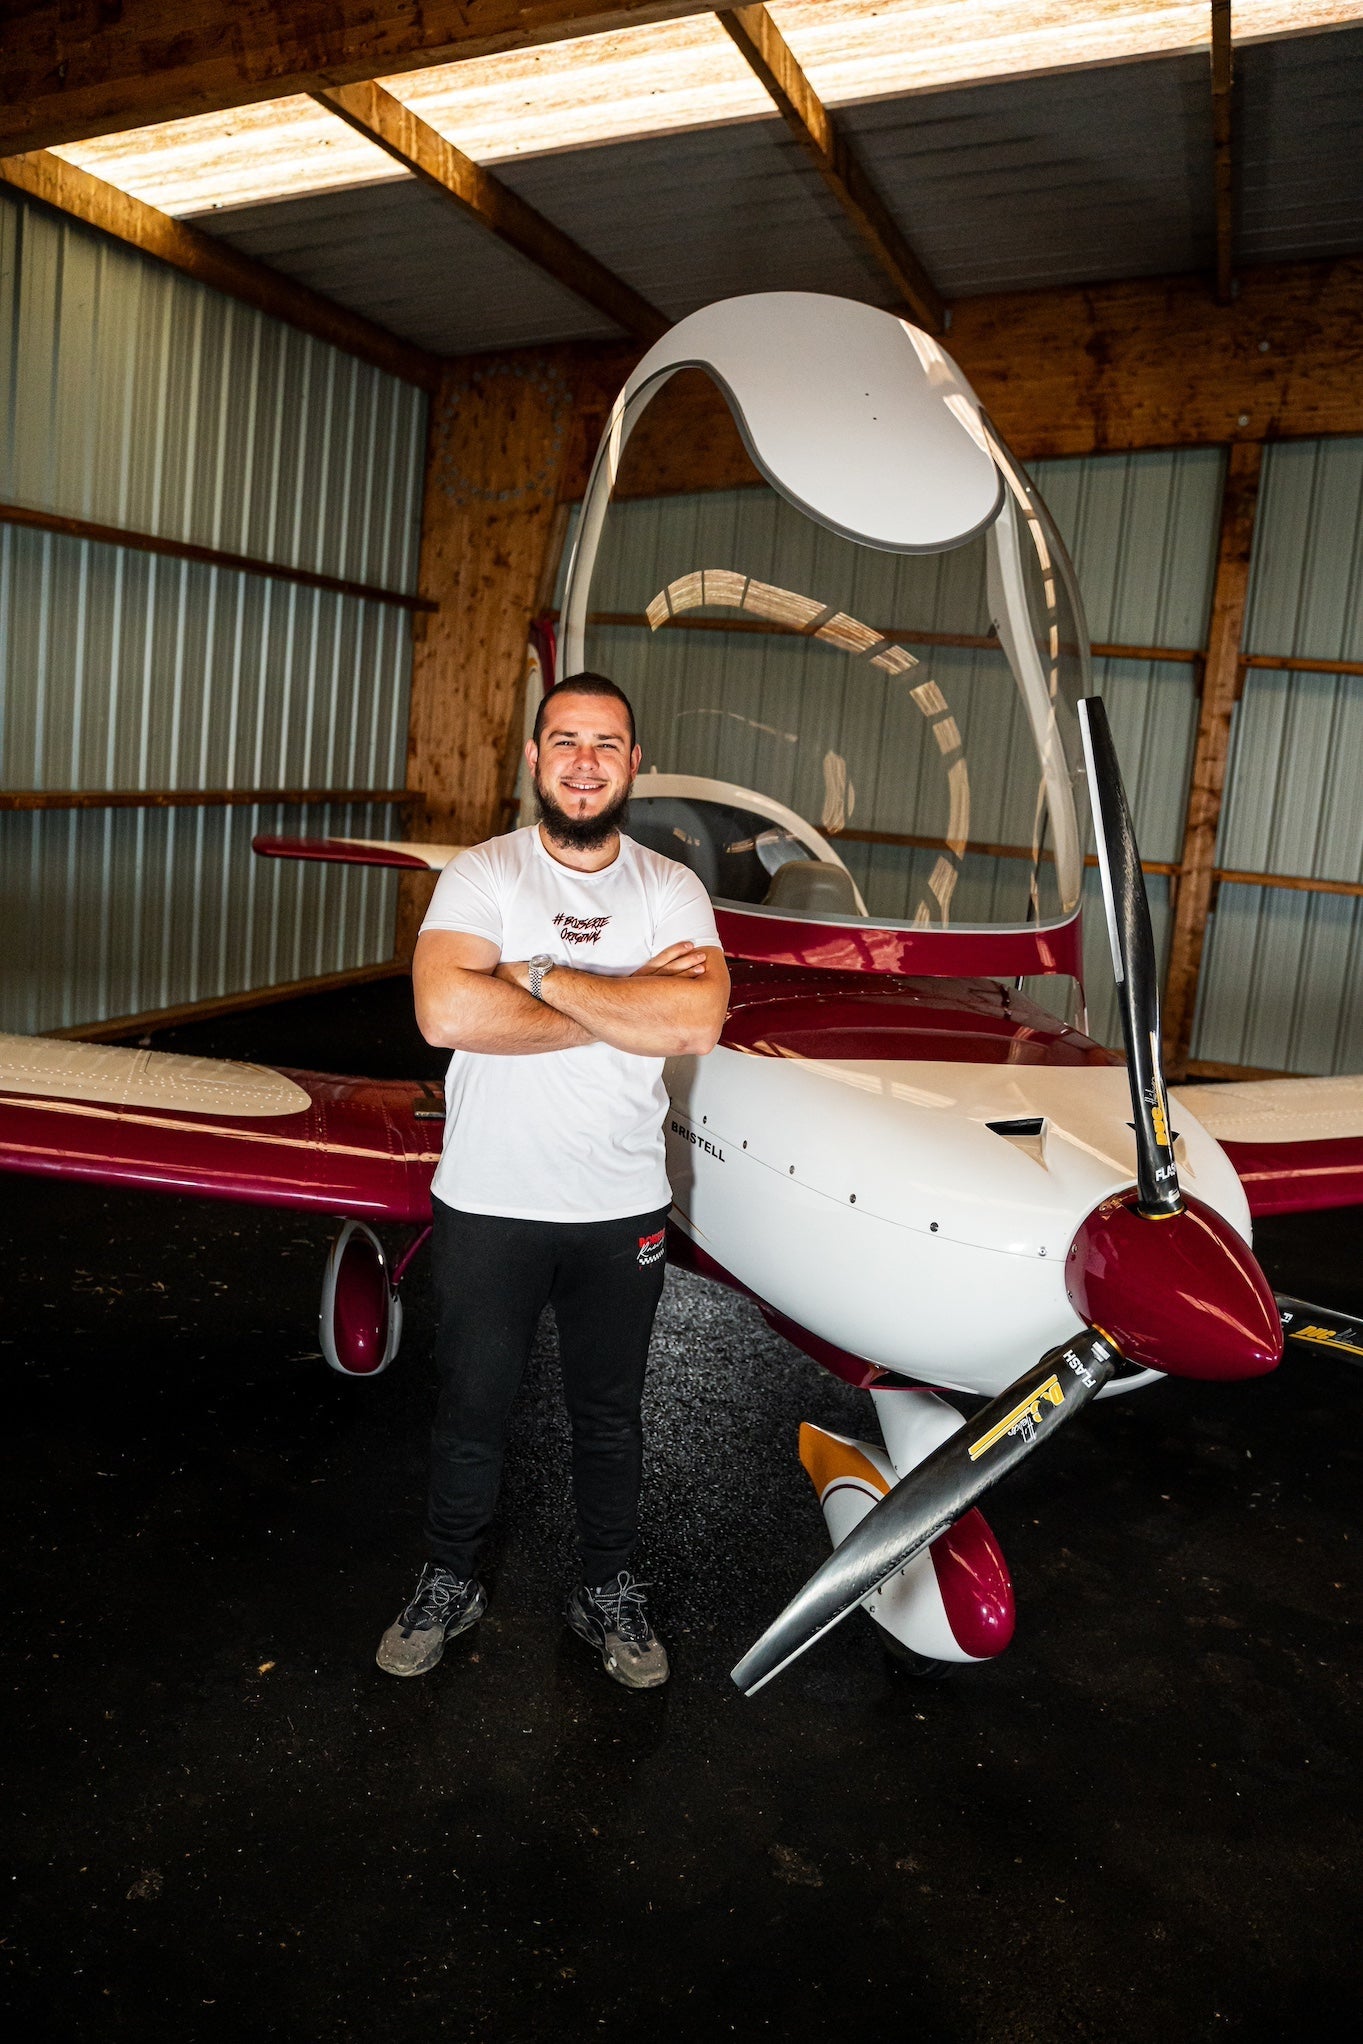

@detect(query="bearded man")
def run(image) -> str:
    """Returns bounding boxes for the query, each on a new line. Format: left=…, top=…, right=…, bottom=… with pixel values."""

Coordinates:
left=377, top=673, right=729, bottom=1689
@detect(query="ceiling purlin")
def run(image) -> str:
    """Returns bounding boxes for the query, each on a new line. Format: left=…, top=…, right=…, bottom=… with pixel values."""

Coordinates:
left=717, top=5, right=945, bottom=333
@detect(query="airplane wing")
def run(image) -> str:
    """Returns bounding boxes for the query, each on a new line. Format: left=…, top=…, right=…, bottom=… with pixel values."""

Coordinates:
left=252, top=835, right=462, bottom=871
left=1173, top=1076, right=1363, bottom=1217
left=0, top=1034, right=441, bottom=1224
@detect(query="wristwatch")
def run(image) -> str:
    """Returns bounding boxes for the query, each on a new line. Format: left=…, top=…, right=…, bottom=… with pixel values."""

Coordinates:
left=528, top=953, right=557, bottom=1001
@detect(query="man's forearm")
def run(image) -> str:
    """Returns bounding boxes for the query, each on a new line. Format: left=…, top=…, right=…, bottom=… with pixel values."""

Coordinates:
left=540, top=966, right=724, bottom=1056
left=421, top=969, right=594, bottom=1054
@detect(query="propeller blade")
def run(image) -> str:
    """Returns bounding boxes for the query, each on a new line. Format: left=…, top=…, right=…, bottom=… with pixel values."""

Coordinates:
left=1077, top=695, right=1182, bottom=1218
left=731, top=1329, right=1118, bottom=1696
left=1277, top=1294, right=1363, bottom=1367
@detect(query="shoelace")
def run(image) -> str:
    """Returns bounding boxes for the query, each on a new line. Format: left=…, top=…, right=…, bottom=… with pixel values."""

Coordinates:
left=403, top=1563, right=470, bottom=1631
left=590, top=1571, right=652, bottom=1646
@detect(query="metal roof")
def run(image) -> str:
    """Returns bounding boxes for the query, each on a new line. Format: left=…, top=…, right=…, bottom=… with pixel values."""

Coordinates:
left=202, top=29, right=1363, bottom=355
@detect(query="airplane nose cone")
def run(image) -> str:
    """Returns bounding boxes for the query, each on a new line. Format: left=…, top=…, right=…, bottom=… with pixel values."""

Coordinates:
left=1066, top=1189, right=1282, bottom=1381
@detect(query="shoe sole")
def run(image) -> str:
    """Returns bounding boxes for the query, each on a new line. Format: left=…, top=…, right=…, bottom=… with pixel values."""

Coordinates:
left=566, top=1602, right=669, bottom=1691
left=376, top=1586, right=486, bottom=1678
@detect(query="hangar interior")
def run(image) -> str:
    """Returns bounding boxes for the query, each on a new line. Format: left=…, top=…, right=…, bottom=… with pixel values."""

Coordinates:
left=2, top=5, right=1362, bottom=2040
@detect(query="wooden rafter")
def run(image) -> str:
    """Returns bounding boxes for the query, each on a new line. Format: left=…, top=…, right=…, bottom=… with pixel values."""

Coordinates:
left=317, top=81, right=669, bottom=347
left=1211, top=0, right=1235, bottom=304
left=717, top=4, right=944, bottom=333
left=0, top=2, right=712, bottom=159
left=0, top=788, right=419, bottom=814
left=1161, top=441, right=1264, bottom=1077
left=0, top=500, right=435, bottom=611
left=0, top=150, right=441, bottom=391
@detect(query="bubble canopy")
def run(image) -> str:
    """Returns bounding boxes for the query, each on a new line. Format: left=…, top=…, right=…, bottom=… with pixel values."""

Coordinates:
left=560, top=293, right=1089, bottom=954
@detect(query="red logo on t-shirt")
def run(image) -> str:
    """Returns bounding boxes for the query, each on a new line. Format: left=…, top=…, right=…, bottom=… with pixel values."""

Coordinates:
left=637, top=1228, right=666, bottom=1268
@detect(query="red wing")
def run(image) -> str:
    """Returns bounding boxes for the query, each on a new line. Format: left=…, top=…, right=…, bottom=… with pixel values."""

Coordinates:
left=253, top=834, right=462, bottom=871
left=0, top=1059, right=441, bottom=1224
left=1174, top=1078, right=1363, bottom=1217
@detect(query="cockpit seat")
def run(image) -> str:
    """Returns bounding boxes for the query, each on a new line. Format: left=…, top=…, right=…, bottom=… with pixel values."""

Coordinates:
left=762, top=859, right=862, bottom=917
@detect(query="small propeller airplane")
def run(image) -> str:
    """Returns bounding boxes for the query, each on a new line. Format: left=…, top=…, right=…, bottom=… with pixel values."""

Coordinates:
left=4, top=293, right=1363, bottom=1694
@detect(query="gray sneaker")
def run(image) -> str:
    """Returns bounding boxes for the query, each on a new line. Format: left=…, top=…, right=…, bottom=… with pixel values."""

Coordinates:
left=567, top=1571, right=669, bottom=1690
left=376, top=1562, right=486, bottom=1677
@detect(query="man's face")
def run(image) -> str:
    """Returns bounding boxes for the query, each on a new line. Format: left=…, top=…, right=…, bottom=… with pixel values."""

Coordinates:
left=528, top=693, right=641, bottom=847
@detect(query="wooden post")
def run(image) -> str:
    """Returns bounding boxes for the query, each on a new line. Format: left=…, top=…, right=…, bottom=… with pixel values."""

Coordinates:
left=395, top=351, right=579, bottom=960
left=1162, top=440, right=1263, bottom=1076
left=1211, top=0, right=1235, bottom=305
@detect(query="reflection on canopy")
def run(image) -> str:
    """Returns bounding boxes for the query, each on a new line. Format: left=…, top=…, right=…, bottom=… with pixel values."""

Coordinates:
left=646, top=571, right=920, bottom=676
left=646, top=569, right=971, bottom=926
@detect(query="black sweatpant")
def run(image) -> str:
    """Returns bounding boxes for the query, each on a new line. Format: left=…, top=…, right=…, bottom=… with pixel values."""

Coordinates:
left=426, top=1198, right=670, bottom=1586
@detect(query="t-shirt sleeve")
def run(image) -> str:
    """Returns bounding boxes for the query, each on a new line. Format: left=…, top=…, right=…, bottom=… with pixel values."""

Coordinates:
left=650, top=861, right=723, bottom=954
left=419, top=847, right=504, bottom=950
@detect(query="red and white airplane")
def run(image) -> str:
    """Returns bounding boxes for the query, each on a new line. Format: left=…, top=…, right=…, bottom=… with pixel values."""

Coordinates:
left=4, top=294, right=1361, bottom=1694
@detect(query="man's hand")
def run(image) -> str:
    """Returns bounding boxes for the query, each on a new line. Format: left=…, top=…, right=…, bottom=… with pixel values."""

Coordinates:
left=414, top=931, right=595, bottom=1054
left=497, top=943, right=707, bottom=990
left=539, top=943, right=729, bottom=1057
left=632, top=942, right=708, bottom=979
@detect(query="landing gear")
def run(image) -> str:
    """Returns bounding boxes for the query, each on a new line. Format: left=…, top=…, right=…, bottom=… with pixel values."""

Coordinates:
left=318, top=1220, right=428, bottom=1377
left=877, top=1628, right=958, bottom=1680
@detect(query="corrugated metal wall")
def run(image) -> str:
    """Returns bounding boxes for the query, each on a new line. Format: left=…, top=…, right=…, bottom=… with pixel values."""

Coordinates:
left=0, top=187, right=427, bottom=1033
left=1192, top=438, right=1363, bottom=1074
left=1029, top=447, right=1223, bottom=1047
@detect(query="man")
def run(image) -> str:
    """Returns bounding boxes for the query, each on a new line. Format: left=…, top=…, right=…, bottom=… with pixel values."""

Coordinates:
left=377, top=672, right=729, bottom=1689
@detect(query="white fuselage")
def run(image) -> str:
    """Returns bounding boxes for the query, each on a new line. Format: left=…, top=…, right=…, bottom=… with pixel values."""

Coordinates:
left=665, top=1047, right=1251, bottom=1400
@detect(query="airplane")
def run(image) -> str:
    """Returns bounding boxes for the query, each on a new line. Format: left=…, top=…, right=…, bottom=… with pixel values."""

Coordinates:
left=4, top=292, right=1363, bottom=1697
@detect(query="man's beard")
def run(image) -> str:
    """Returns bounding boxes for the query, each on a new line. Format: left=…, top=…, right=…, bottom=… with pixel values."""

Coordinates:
left=534, top=775, right=630, bottom=851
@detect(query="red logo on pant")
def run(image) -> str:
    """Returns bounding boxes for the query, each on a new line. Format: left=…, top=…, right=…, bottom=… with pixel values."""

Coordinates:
left=637, top=1228, right=665, bottom=1268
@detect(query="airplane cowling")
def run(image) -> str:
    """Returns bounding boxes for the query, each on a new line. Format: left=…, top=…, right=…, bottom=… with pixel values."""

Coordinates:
left=1065, top=1189, right=1281, bottom=1381
left=320, top=1220, right=401, bottom=1377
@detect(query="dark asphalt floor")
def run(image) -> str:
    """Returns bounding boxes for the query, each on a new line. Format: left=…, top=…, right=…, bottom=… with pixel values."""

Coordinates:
left=2, top=980, right=1360, bottom=2043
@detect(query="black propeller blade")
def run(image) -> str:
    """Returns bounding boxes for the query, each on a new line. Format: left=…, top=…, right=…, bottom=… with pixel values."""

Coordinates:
left=731, top=1329, right=1118, bottom=1696
left=1077, top=695, right=1183, bottom=1219
left=1277, top=1294, right=1363, bottom=1367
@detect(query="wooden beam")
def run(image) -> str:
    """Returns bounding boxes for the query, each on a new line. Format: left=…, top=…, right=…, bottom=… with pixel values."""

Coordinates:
left=397, top=347, right=583, bottom=956
left=47, top=961, right=409, bottom=1044
left=716, top=5, right=944, bottom=334
left=1162, top=441, right=1263, bottom=1078
left=0, top=500, right=436, bottom=610
left=945, top=261, right=1363, bottom=457
left=0, top=2, right=711, bottom=158
left=317, top=80, right=669, bottom=347
left=0, top=150, right=441, bottom=391
left=0, top=788, right=419, bottom=814
left=1211, top=0, right=1234, bottom=306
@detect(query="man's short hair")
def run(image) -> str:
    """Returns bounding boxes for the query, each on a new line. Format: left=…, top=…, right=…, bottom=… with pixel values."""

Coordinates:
left=533, top=672, right=636, bottom=751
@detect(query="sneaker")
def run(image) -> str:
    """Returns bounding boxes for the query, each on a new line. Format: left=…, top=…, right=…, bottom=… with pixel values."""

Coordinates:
left=567, top=1570, right=669, bottom=1690
left=376, top=1562, right=486, bottom=1678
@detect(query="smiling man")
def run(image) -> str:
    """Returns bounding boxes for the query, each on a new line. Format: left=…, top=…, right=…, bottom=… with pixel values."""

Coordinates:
left=378, top=673, right=729, bottom=1689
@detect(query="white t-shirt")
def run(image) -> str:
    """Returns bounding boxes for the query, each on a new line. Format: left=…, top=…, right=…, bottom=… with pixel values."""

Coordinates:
left=420, top=827, right=721, bottom=1221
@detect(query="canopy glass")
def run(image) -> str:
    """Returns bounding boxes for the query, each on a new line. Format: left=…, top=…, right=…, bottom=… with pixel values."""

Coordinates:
left=561, top=361, right=1090, bottom=935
